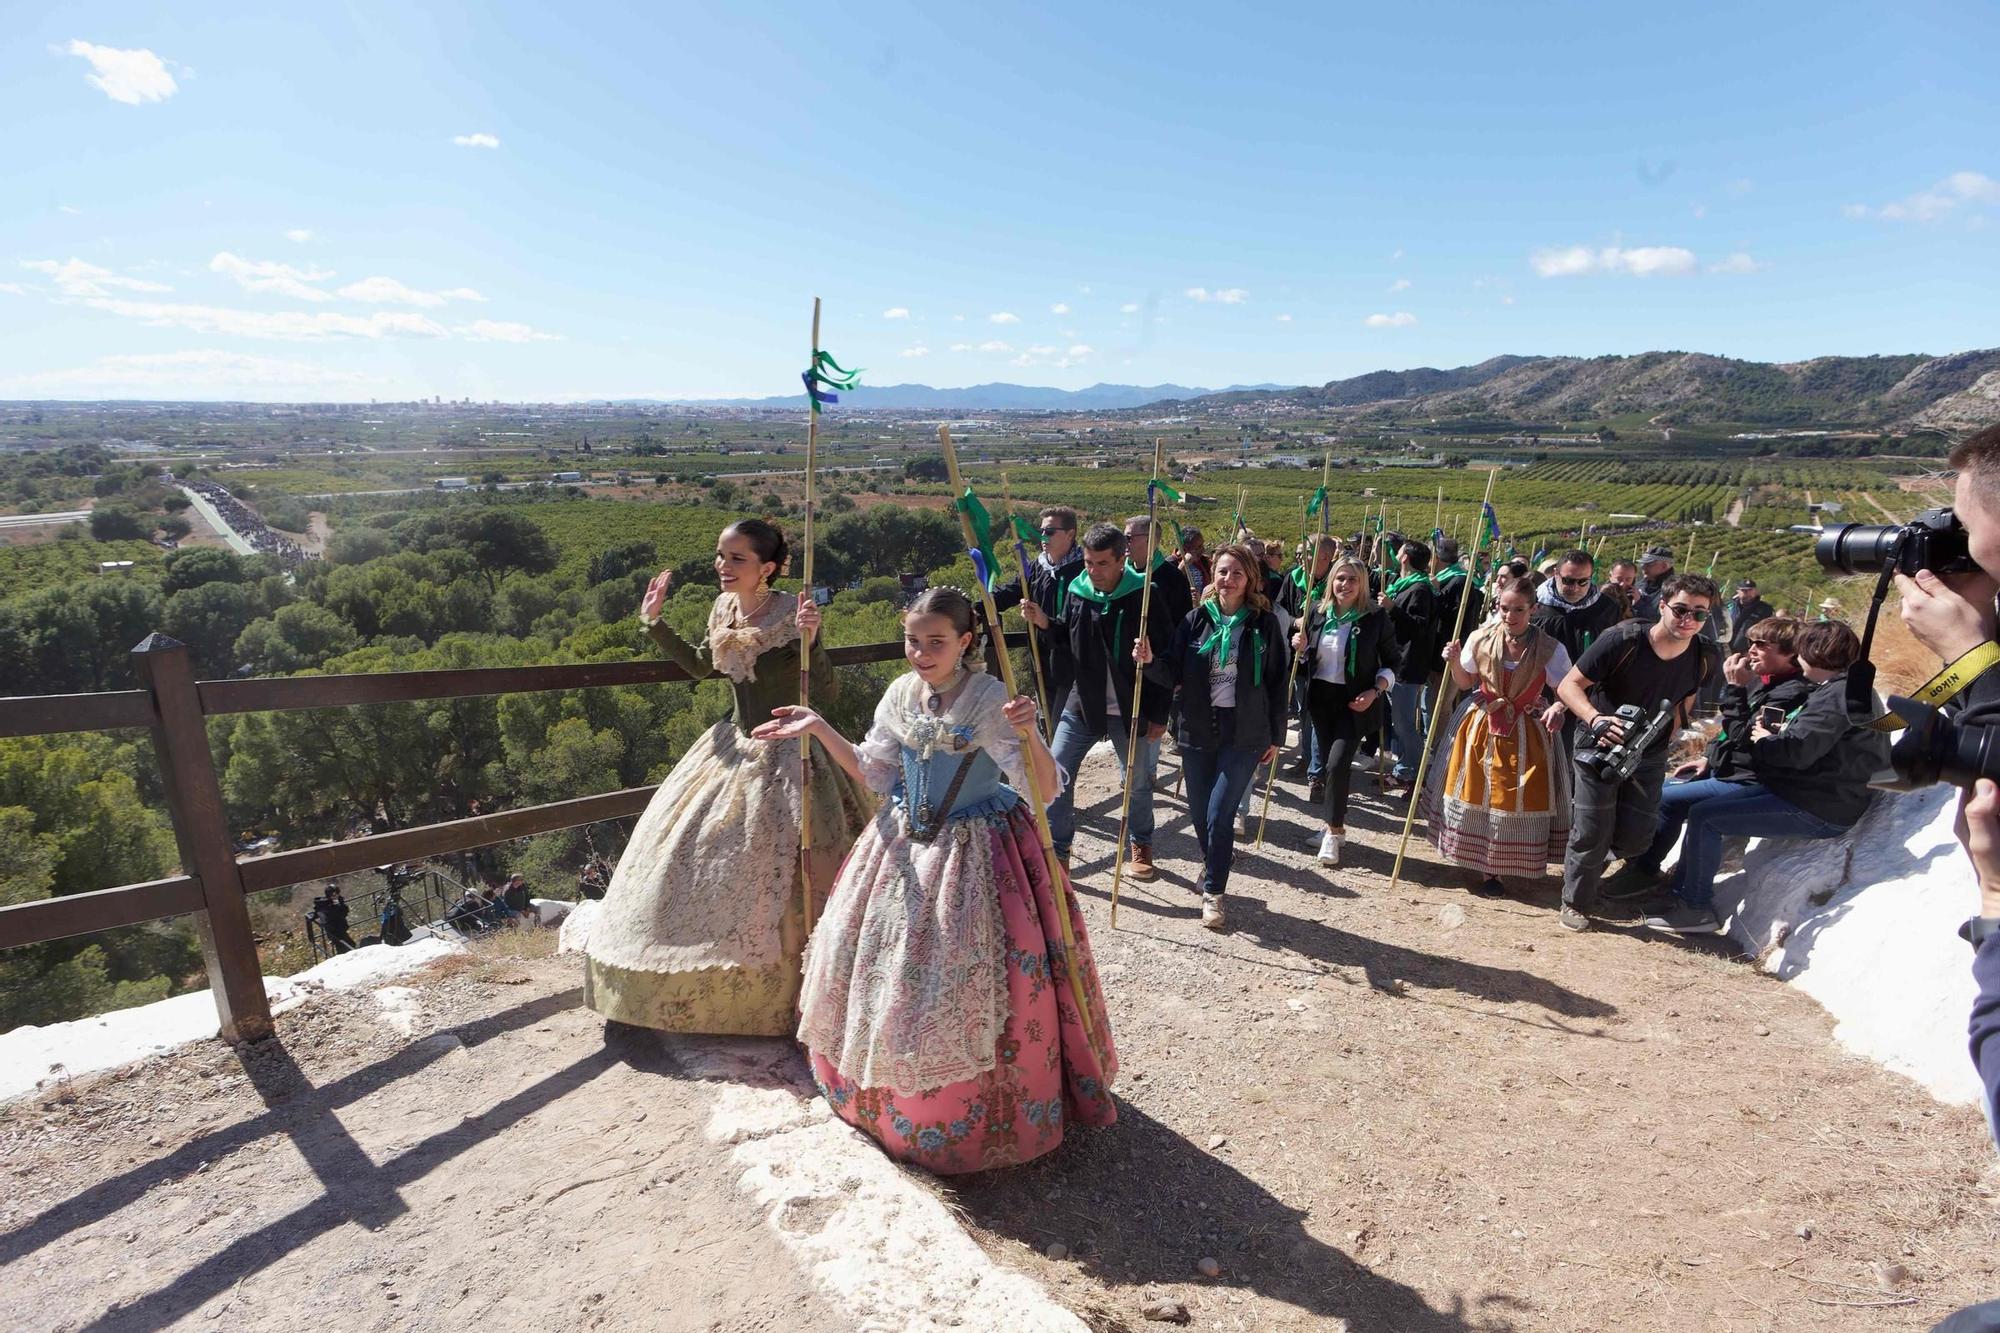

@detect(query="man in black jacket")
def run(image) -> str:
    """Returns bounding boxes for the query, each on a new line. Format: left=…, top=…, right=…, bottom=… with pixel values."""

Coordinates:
left=1046, top=523, right=1177, bottom=880
left=995, top=504, right=1084, bottom=729
left=1532, top=549, right=1624, bottom=661
left=1381, top=538, right=1437, bottom=789
left=1125, top=514, right=1195, bottom=628
left=1723, top=578, right=1775, bottom=654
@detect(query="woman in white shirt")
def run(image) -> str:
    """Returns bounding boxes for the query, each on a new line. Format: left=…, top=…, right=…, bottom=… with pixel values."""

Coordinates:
left=1290, top=558, right=1396, bottom=868
left=1420, top=576, right=1573, bottom=899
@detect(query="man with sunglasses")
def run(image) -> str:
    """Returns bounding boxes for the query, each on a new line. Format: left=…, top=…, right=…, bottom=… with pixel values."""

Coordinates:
left=1532, top=549, right=1625, bottom=661
left=997, top=505, right=1085, bottom=730
left=1553, top=572, right=1720, bottom=932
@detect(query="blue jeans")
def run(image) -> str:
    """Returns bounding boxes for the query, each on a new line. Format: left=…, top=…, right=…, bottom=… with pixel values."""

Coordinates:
left=1048, top=709, right=1157, bottom=858
left=1640, top=776, right=1746, bottom=872
left=1656, top=780, right=1847, bottom=907
left=1180, top=720, right=1263, bottom=897
left=1389, top=680, right=1426, bottom=781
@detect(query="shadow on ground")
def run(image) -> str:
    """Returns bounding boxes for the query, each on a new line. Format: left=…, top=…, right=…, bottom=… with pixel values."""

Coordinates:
left=950, top=1100, right=1530, bottom=1331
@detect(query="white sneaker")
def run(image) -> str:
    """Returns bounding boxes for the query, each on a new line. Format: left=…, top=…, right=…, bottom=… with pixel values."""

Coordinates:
left=1317, top=830, right=1343, bottom=866
left=1200, top=893, right=1227, bottom=930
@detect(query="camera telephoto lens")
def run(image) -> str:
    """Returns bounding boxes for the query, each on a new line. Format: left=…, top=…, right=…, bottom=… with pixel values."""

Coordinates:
left=1879, top=697, right=2000, bottom=791
left=1814, top=523, right=1901, bottom=575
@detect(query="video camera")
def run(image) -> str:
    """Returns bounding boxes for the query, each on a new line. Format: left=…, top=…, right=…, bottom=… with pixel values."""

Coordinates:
left=1576, top=700, right=1676, bottom=784
left=1871, top=696, right=2000, bottom=793
left=1815, top=507, right=1976, bottom=578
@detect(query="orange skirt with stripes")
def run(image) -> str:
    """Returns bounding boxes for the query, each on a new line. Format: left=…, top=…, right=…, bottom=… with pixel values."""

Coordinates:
left=1420, top=695, right=1571, bottom=878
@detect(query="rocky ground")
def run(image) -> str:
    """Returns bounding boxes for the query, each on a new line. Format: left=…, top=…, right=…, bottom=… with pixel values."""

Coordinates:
left=1, top=744, right=1996, bottom=1332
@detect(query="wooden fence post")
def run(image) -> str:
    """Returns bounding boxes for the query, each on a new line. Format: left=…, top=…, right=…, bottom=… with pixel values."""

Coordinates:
left=131, top=633, right=273, bottom=1044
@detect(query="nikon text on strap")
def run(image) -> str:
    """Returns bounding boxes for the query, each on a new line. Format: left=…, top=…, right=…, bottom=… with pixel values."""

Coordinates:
left=1867, top=639, right=2000, bottom=732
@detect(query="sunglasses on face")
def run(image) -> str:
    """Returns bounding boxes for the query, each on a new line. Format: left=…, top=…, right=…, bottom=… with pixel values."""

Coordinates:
left=1040, top=526, right=1070, bottom=536
left=1558, top=576, right=1590, bottom=588
left=1666, top=604, right=1710, bottom=623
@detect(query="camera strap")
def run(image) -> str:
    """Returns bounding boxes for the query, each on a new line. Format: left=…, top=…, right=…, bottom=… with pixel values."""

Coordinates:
left=1866, top=640, right=2000, bottom=732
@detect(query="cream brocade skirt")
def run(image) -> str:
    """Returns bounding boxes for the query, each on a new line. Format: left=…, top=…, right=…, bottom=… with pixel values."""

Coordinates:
left=584, top=718, right=872, bottom=1036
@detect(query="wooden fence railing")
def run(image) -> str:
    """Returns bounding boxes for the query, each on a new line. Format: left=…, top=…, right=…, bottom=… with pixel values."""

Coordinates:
left=0, top=631, right=943, bottom=1043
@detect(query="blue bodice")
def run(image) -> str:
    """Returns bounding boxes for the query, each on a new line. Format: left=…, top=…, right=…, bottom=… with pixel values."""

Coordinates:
left=892, top=739, right=1020, bottom=824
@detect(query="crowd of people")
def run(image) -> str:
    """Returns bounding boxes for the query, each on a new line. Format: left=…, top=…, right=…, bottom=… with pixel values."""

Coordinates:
left=563, top=429, right=2000, bottom=1216
left=172, top=476, right=311, bottom=565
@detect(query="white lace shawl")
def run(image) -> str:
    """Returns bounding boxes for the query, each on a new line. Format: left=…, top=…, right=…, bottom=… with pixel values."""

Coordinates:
left=704, top=591, right=799, bottom=684
left=851, top=672, right=1057, bottom=799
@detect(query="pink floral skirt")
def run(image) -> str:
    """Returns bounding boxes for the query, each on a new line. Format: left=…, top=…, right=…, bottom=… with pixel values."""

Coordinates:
left=807, top=801, right=1118, bottom=1174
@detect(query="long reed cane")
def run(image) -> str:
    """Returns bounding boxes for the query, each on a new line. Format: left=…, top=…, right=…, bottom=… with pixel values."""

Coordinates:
left=1109, top=437, right=1167, bottom=927
left=1388, top=468, right=1501, bottom=893
left=940, top=428, right=1096, bottom=1043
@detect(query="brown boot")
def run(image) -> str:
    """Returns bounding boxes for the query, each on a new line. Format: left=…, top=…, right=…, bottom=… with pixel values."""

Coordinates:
left=1127, top=844, right=1156, bottom=881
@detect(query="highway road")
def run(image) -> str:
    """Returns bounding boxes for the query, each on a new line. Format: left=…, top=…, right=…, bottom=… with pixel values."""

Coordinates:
left=0, top=510, right=89, bottom=531
left=292, top=463, right=898, bottom=500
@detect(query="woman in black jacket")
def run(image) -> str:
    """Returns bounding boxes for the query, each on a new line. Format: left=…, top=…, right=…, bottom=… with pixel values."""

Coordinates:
left=1643, top=620, right=1889, bottom=935
left=1137, top=544, right=1285, bottom=931
left=1291, top=558, right=1397, bottom=869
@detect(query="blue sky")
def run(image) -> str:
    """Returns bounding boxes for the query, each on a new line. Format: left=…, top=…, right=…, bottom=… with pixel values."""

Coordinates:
left=2, top=1, right=1995, bottom=401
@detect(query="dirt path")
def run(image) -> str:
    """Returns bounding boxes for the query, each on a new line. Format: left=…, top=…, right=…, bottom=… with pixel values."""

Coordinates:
left=1725, top=494, right=1746, bottom=527
left=1860, top=492, right=1902, bottom=523
left=3, top=754, right=1995, bottom=1331
left=947, top=755, right=1999, bottom=1331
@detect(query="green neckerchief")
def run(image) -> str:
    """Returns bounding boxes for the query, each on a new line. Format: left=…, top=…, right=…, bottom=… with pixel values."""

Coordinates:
left=1066, top=564, right=1145, bottom=609
left=1433, top=565, right=1466, bottom=586
left=1196, top=601, right=1263, bottom=686
left=1322, top=605, right=1366, bottom=679
left=1126, top=549, right=1166, bottom=577
left=1385, top=571, right=1430, bottom=598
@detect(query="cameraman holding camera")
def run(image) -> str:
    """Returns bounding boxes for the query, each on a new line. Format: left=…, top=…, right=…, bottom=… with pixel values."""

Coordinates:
left=1553, top=572, right=1719, bottom=932
left=1896, top=427, right=2000, bottom=726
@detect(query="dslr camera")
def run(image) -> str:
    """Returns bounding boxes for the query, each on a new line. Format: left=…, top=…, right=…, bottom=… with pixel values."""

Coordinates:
left=1576, top=700, right=1676, bottom=784
left=1872, top=696, right=2000, bottom=792
left=1816, top=506, right=1977, bottom=577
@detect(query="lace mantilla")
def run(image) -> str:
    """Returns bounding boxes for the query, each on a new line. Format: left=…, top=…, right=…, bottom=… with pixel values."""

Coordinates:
left=851, top=673, right=1049, bottom=799
left=705, top=591, right=799, bottom=684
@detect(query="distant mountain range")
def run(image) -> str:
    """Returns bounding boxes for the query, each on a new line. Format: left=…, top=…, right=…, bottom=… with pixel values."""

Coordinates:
left=631, top=349, right=2000, bottom=429
left=656, top=382, right=1296, bottom=412
left=1189, top=349, right=2000, bottom=429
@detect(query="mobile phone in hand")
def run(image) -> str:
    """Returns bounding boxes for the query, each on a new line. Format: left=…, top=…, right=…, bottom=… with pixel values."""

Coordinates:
left=1757, top=705, right=1785, bottom=730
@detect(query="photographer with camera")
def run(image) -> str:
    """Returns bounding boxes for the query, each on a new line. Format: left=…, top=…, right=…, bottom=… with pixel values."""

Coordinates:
left=1891, top=427, right=2000, bottom=727
left=1553, top=573, right=1720, bottom=932
left=1635, top=620, right=1888, bottom=935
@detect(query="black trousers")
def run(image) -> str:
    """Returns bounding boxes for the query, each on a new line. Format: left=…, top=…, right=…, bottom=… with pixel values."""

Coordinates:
left=1307, top=678, right=1369, bottom=828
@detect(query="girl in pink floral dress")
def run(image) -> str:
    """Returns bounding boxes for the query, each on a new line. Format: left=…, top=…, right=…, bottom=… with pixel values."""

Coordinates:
left=754, top=587, right=1117, bottom=1173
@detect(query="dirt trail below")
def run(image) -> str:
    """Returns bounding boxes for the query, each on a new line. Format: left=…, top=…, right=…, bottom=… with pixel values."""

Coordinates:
left=2, top=749, right=1996, bottom=1331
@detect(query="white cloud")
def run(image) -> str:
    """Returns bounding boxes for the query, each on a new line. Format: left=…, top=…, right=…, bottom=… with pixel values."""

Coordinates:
left=1025, top=344, right=1059, bottom=356
left=0, top=283, right=27, bottom=296
left=22, top=257, right=172, bottom=297
left=882, top=306, right=911, bottom=319
left=1726, top=177, right=1755, bottom=196
left=210, top=252, right=335, bottom=301
left=1364, top=311, right=1418, bottom=328
left=1186, top=286, right=1247, bottom=304
left=1120, top=302, right=1141, bottom=314
left=899, top=345, right=929, bottom=358
left=988, top=311, right=1020, bottom=324
left=83, top=297, right=450, bottom=340
left=337, top=275, right=485, bottom=306
left=948, top=342, right=973, bottom=353
left=3, top=349, right=369, bottom=393
left=977, top=340, right=1012, bottom=353
left=1846, top=171, right=2000, bottom=223
left=1502, top=295, right=1517, bottom=305
left=452, top=132, right=501, bottom=149
left=1529, top=244, right=1698, bottom=278
left=1388, top=278, right=1412, bottom=293
left=1391, top=247, right=1405, bottom=261
left=951, top=313, right=965, bottom=322
left=59, top=204, right=82, bottom=215
left=1050, top=302, right=1071, bottom=315
left=284, top=228, right=314, bottom=243
left=1067, top=344, right=1093, bottom=357
left=1275, top=313, right=1292, bottom=323
left=1707, top=252, right=1762, bottom=275
left=62, top=40, right=178, bottom=105
left=457, top=319, right=556, bottom=342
